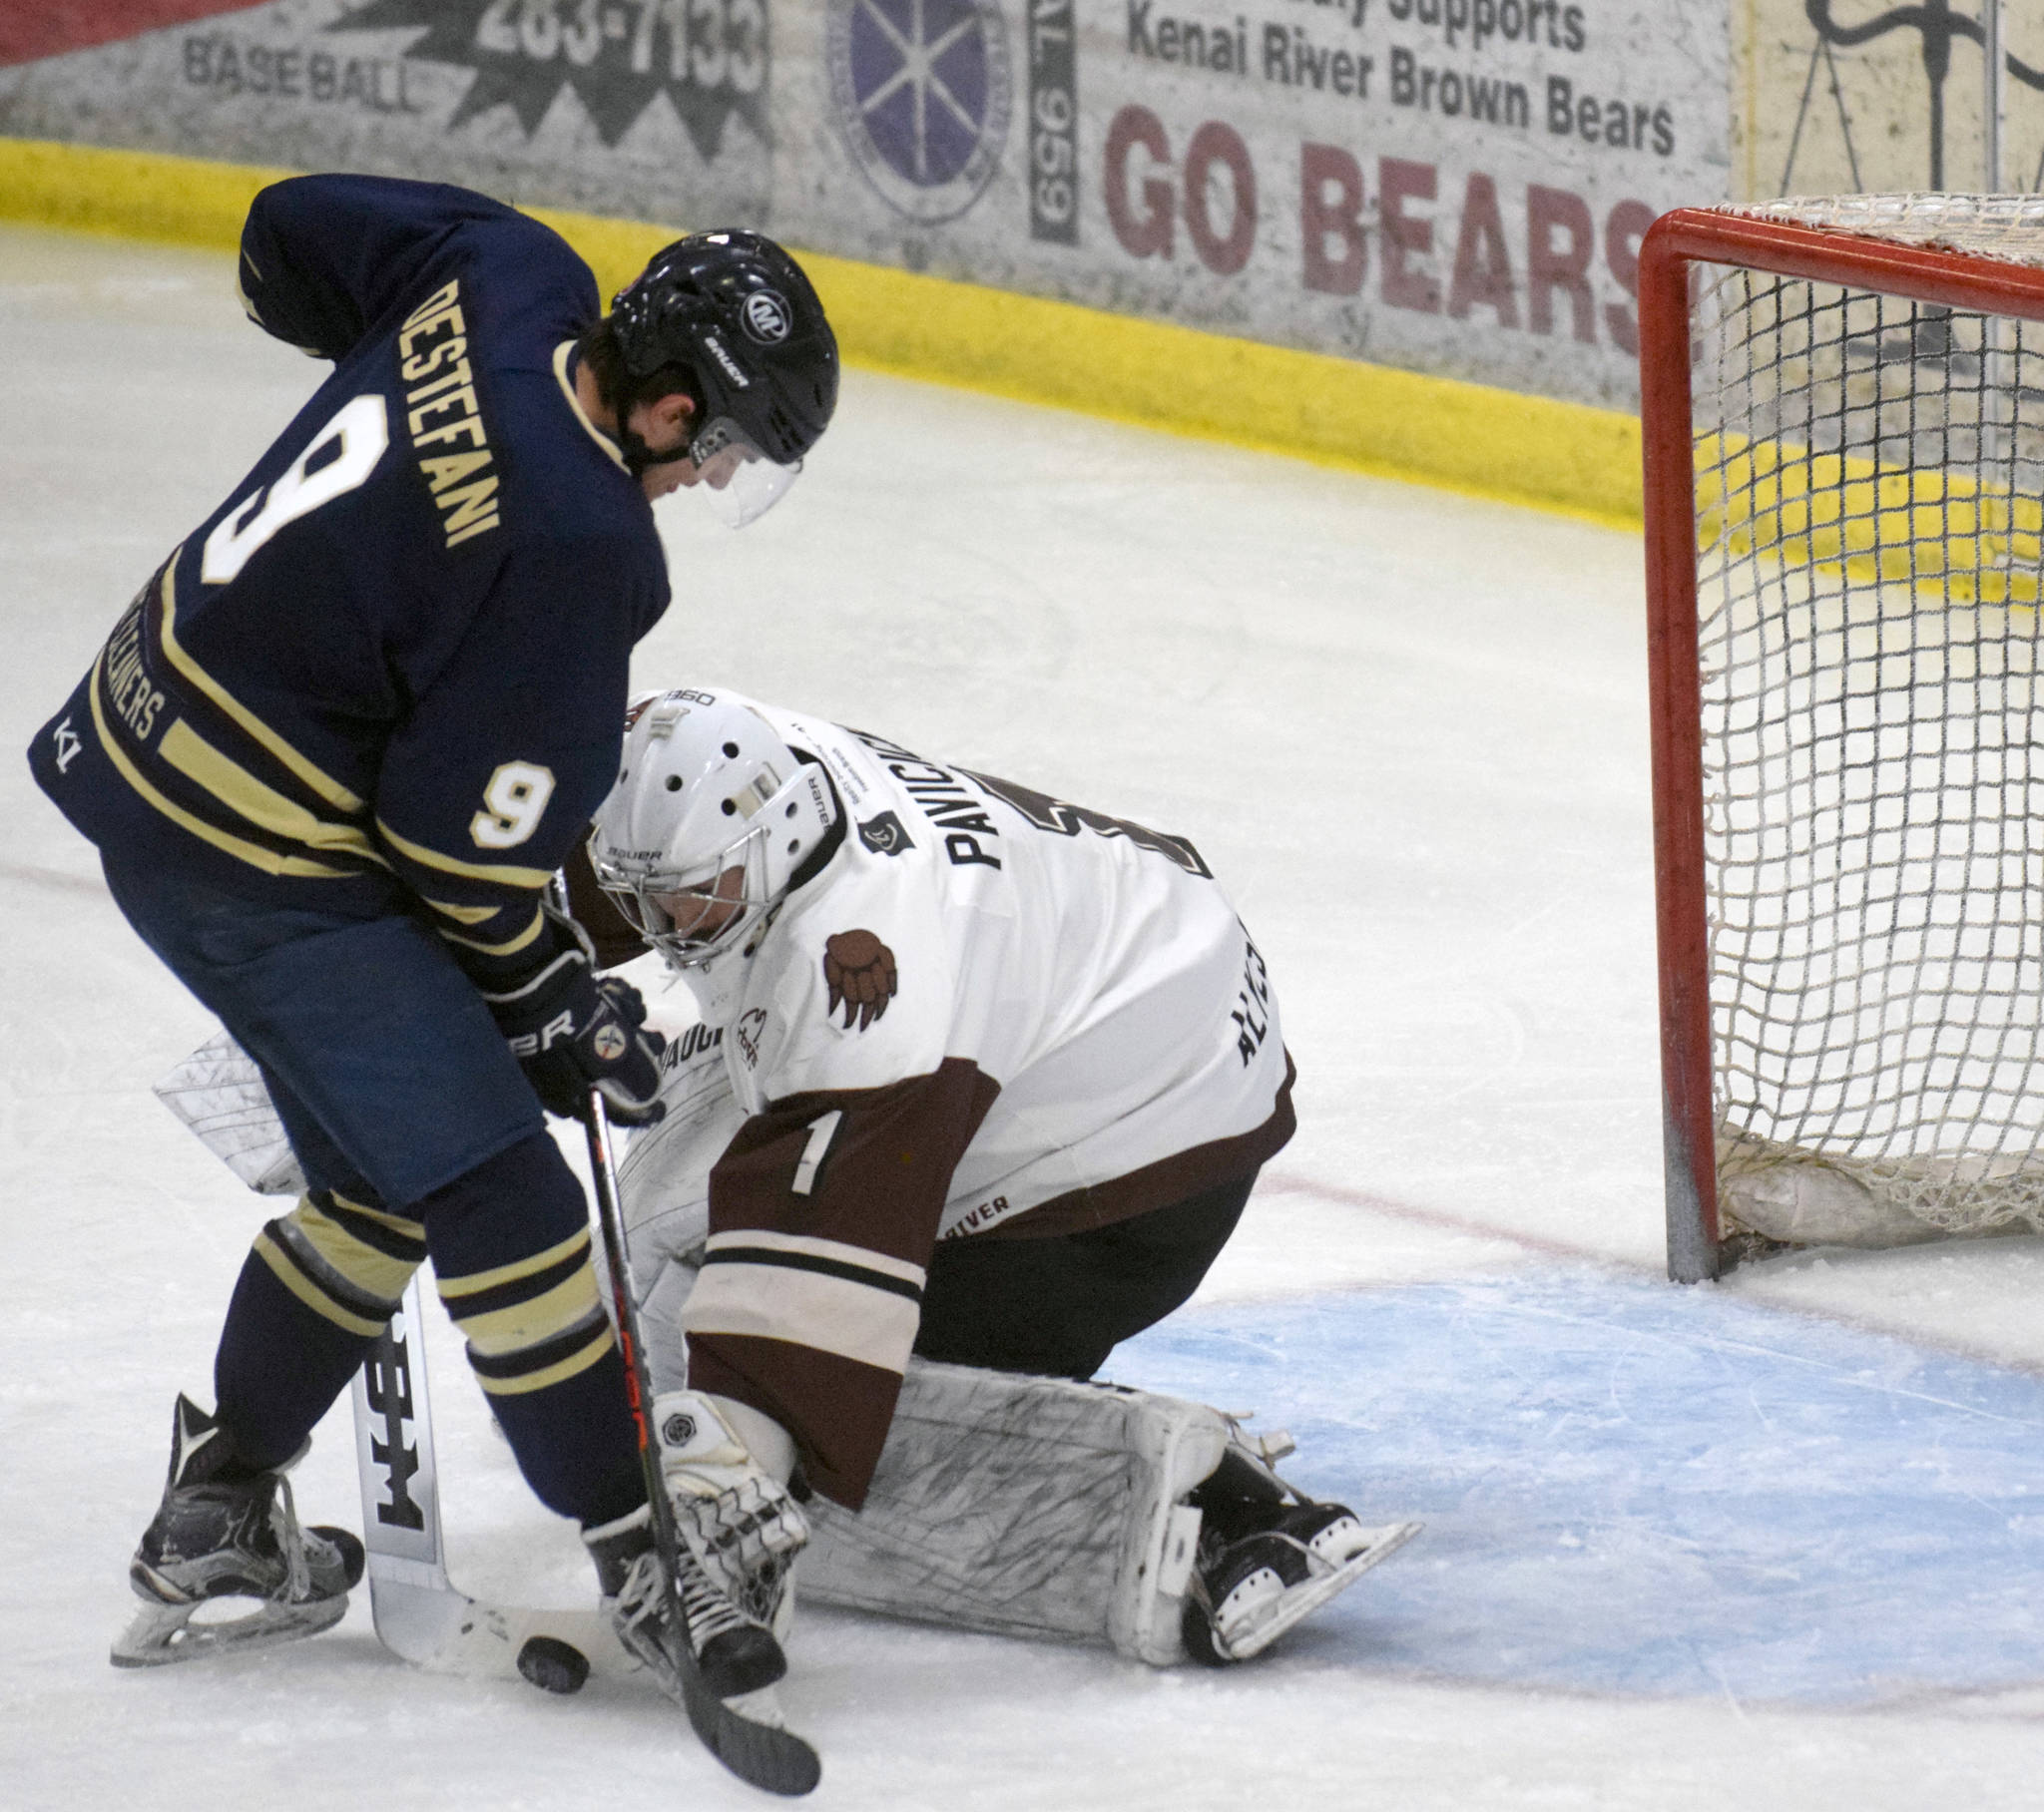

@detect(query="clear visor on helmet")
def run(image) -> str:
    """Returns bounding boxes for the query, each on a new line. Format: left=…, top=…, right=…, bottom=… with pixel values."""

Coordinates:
left=596, top=826, right=771, bottom=968
left=687, top=417, right=800, bottom=530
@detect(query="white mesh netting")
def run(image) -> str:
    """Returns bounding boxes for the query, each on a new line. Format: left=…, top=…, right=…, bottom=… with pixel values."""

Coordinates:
left=1692, top=195, right=2044, bottom=1244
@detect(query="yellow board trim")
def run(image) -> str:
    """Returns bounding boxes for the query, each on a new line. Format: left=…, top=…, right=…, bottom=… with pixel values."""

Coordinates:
left=1698, top=431, right=2044, bottom=606
left=378, top=818, right=554, bottom=890
left=88, top=654, right=353, bottom=879
left=0, top=137, right=1644, bottom=528
left=154, top=557, right=368, bottom=815
left=159, top=717, right=387, bottom=867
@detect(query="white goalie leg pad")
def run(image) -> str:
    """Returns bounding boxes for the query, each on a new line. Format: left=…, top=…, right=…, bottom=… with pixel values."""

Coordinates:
left=635, top=1254, right=697, bottom=1396
left=611, top=1030, right=741, bottom=1392
left=798, top=1361, right=1231, bottom=1664
left=616, top=1026, right=743, bottom=1274
left=152, top=1028, right=304, bottom=1196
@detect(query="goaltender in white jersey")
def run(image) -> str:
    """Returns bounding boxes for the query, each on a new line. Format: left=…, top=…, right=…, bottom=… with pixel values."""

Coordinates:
left=630, top=695, right=1293, bottom=1234
left=580, top=685, right=1417, bottom=1671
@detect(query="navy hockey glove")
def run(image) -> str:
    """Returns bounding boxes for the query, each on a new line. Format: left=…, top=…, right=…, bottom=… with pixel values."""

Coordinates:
left=482, top=911, right=667, bottom=1125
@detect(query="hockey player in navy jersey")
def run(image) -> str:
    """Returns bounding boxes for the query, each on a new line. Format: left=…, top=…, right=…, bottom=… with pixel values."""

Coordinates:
left=26, top=176, right=836, bottom=1698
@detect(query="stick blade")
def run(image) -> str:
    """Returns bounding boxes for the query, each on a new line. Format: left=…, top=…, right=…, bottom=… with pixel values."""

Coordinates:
left=683, top=1679, right=822, bottom=1798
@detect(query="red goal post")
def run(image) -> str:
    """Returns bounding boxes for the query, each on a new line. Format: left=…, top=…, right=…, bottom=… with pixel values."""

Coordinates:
left=1641, top=201, right=2044, bottom=1282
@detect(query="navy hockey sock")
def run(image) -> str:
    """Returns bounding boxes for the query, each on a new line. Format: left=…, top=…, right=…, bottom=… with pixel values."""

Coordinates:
left=423, top=1133, right=642, bottom=1523
left=214, top=1187, right=426, bottom=1467
left=213, top=1213, right=399, bottom=1469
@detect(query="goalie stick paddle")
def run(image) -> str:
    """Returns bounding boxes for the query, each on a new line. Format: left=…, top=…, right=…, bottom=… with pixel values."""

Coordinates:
left=583, top=1090, right=823, bottom=1798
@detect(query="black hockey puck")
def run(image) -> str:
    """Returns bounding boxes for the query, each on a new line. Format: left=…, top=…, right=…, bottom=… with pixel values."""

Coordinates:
left=517, top=1634, right=591, bottom=1695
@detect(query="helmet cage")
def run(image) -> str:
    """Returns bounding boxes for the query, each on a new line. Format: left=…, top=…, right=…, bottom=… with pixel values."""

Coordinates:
left=590, top=689, right=838, bottom=971
left=598, top=817, right=779, bottom=967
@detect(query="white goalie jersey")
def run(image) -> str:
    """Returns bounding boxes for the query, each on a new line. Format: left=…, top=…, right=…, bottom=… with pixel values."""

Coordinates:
left=705, top=709, right=1290, bottom=1237
left=603, top=703, right=1295, bottom=1508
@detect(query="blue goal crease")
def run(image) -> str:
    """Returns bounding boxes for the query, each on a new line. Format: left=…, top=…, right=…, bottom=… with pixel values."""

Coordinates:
left=1108, top=1267, right=2044, bottom=1707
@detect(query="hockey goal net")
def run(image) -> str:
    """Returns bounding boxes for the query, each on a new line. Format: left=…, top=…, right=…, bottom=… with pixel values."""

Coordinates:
left=1643, top=196, right=2044, bottom=1279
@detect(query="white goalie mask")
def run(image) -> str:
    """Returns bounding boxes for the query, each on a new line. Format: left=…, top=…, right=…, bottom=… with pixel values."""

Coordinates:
left=590, top=687, right=838, bottom=968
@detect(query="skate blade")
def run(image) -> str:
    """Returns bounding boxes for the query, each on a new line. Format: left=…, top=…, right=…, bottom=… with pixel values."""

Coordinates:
left=111, top=1590, right=349, bottom=1668
left=1220, top=1519, right=1422, bottom=1661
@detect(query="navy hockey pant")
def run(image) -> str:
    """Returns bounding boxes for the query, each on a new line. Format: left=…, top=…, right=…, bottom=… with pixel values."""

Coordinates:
left=911, top=1171, right=1255, bottom=1378
left=101, top=852, right=643, bottom=1527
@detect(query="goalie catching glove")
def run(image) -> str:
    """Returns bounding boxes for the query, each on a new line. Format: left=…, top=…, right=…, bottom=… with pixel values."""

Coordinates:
left=479, top=904, right=666, bottom=1124
left=582, top=1391, right=808, bottom=1701
left=653, top=1390, right=808, bottom=1639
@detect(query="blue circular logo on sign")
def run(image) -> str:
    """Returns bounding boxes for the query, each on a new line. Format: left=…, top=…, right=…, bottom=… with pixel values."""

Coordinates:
left=827, top=0, right=1012, bottom=224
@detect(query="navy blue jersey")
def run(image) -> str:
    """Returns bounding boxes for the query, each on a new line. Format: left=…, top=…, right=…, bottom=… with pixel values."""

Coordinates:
left=29, top=176, right=670, bottom=985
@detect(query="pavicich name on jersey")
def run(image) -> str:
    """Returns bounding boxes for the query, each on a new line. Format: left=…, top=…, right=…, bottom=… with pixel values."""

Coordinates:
left=849, top=729, right=1004, bottom=869
left=396, top=280, right=502, bottom=549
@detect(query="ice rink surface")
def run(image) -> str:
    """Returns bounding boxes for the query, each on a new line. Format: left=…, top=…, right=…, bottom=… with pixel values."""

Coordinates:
left=6, top=225, right=2044, bottom=1809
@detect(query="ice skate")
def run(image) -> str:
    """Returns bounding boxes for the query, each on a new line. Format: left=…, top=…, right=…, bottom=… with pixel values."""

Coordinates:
left=585, top=1505, right=788, bottom=1703
left=113, top=1394, right=364, bottom=1668
left=1181, top=1445, right=1419, bottom=1665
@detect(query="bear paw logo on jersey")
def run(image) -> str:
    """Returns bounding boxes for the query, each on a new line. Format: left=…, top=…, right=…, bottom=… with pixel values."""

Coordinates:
left=333, top=0, right=768, bottom=163
left=822, top=929, right=898, bottom=1031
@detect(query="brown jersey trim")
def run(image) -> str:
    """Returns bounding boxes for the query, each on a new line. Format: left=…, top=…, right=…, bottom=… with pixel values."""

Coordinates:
left=963, top=1050, right=1298, bottom=1242
left=693, top=1059, right=1001, bottom=1504
left=713, top=1058, right=1002, bottom=1268
left=688, top=1332, right=903, bottom=1510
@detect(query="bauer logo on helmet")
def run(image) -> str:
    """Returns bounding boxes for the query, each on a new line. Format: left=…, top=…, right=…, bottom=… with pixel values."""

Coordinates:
left=701, top=331, right=751, bottom=387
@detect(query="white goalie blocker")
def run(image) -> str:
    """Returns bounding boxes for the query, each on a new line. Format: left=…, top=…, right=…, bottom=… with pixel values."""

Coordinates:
left=156, top=1026, right=1417, bottom=1667
left=152, top=1028, right=306, bottom=1197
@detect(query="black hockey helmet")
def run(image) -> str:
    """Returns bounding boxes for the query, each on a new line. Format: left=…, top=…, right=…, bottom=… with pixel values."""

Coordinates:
left=610, top=229, right=837, bottom=523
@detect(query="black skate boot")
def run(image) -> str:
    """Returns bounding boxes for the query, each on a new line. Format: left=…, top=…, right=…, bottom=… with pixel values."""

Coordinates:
left=1181, top=1445, right=1419, bottom=1665
left=112, top=1394, right=364, bottom=1668
left=585, top=1504, right=786, bottom=1701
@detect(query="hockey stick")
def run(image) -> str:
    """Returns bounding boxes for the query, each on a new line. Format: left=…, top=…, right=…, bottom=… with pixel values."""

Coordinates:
left=583, top=1089, right=823, bottom=1797
left=349, top=1276, right=634, bottom=1688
